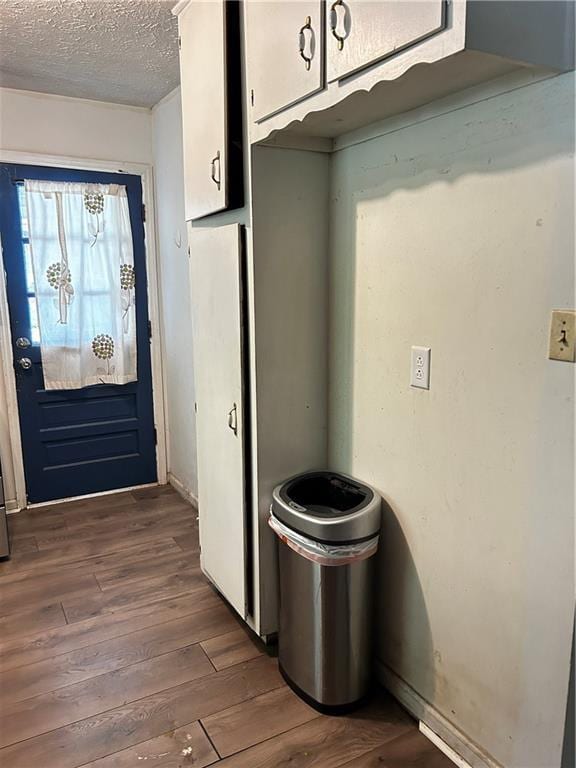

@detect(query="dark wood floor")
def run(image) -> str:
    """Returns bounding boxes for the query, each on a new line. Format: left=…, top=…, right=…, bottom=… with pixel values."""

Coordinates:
left=0, top=485, right=454, bottom=768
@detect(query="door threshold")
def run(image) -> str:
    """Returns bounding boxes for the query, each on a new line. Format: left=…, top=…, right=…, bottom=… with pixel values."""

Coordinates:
left=26, top=482, right=161, bottom=510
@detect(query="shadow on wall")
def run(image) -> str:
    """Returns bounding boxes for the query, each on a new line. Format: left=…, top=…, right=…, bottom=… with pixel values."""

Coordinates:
left=331, top=73, right=576, bottom=485
left=330, top=73, right=576, bottom=470
left=376, top=498, right=435, bottom=701
left=330, top=70, right=576, bottom=435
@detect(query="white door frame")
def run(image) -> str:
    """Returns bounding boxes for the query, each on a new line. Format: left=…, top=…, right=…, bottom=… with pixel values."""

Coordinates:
left=0, top=149, right=168, bottom=511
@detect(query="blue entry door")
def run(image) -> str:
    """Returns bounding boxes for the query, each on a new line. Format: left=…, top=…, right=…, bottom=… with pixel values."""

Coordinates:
left=0, top=163, right=157, bottom=503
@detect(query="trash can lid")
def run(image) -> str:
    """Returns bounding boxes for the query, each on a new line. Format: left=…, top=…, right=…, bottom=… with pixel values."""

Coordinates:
left=272, top=470, right=381, bottom=544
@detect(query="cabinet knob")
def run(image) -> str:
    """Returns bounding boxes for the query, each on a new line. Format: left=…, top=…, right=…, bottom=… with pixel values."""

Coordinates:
left=330, top=0, right=349, bottom=51
left=298, top=16, right=314, bottom=71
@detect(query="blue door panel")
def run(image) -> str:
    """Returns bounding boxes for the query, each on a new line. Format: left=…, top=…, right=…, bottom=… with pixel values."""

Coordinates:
left=39, top=418, right=138, bottom=441
left=44, top=431, right=140, bottom=466
left=42, top=455, right=156, bottom=501
left=0, top=163, right=157, bottom=503
left=39, top=394, right=137, bottom=428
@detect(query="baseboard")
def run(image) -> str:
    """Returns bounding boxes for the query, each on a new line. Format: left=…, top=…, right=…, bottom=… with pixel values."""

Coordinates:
left=376, top=660, right=503, bottom=768
left=168, top=472, right=198, bottom=508
left=420, top=722, right=473, bottom=768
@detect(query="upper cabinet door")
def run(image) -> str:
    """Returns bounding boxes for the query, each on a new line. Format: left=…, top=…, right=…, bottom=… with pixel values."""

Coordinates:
left=326, top=1, right=446, bottom=83
left=246, top=1, right=324, bottom=122
left=178, top=1, right=243, bottom=221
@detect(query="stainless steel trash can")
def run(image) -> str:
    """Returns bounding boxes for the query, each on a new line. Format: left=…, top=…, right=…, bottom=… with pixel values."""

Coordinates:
left=270, top=470, right=381, bottom=713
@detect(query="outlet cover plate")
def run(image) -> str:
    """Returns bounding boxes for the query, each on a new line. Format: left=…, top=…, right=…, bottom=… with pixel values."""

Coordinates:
left=411, top=346, right=431, bottom=389
left=549, top=310, right=576, bottom=362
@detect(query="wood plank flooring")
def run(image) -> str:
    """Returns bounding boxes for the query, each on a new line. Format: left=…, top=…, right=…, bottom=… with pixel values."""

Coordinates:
left=0, top=485, right=455, bottom=768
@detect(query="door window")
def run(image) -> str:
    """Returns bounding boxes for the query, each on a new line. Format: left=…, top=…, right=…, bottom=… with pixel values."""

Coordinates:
left=22, top=179, right=138, bottom=390
left=16, top=186, right=40, bottom=345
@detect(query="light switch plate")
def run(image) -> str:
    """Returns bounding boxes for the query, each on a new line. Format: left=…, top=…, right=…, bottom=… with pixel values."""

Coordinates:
left=549, top=310, right=576, bottom=362
left=411, top=346, right=431, bottom=389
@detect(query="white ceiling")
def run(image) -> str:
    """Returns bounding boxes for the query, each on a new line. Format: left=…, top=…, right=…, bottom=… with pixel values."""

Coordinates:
left=0, top=0, right=180, bottom=108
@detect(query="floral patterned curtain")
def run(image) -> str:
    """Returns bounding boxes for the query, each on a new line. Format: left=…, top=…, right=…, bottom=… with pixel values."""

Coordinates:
left=24, top=180, right=137, bottom=390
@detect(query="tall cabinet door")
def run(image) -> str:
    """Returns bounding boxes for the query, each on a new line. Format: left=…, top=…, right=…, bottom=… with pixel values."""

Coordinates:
left=178, top=1, right=228, bottom=220
left=326, top=1, right=446, bottom=82
left=189, top=224, right=247, bottom=617
left=246, top=1, right=324, bottom=122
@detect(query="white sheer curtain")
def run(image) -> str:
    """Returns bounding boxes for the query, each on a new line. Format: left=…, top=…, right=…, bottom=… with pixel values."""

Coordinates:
left=25, top=180, right=137, bottom=390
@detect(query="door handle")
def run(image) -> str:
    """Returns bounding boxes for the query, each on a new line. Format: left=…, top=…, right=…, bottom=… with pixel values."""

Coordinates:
left=210, top=151, right=221, bottom=190
left=298, top=16, right=314, bottom=70
left=227, top=403, right=238, bottom=436
left=329, top=0, right=349, bottom=50
left=17, top=357, right=32, bottom=370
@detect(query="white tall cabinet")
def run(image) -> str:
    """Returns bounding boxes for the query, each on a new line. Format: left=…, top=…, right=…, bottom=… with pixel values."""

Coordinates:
left=174, top=0, right=329, bottom=639
left=188, top=224, right=248, bottom=619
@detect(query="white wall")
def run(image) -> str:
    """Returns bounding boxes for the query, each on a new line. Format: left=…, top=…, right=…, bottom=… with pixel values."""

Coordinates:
left=152, top=89, right=197, bottom=501
left=0, top=87, right=154, bottom=508
left=329, top=72, right=574, bottom=768
left=0, top=87, right=152, bottom=164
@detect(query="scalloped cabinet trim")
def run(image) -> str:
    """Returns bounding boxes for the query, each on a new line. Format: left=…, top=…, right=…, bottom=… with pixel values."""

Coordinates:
left=244, top=0, right=575, bottom=146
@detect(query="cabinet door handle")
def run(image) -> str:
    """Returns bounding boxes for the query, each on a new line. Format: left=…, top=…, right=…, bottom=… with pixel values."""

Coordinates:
left=210, top=151, right=221, bottom=190
left=298, top=16, right=314, bottom=71
left=330, top=0, right=349, bottom=51
left=227, top=403, right=238, bottom=436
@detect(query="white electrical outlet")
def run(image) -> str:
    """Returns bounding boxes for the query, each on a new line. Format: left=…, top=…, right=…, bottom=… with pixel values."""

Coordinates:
left=411, top=346, right=431, bottom=389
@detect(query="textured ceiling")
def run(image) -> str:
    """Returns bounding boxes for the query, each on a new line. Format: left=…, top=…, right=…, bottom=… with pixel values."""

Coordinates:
left=0, top=0, right=180, bottom=108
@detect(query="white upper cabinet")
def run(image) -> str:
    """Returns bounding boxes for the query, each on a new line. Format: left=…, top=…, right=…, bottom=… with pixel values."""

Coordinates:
left=178, top=1, right=226, bottom=220
left=176, top=1, right=243, bottom=221
left=246, top=1, right=324, bottom=122
left=246, top=0, right=574, bottom=144
left=326, top=0, right=446, bottom=82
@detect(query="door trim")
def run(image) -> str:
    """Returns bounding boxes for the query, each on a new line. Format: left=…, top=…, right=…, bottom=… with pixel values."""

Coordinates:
left=0, top=149, right=167, bottom=510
